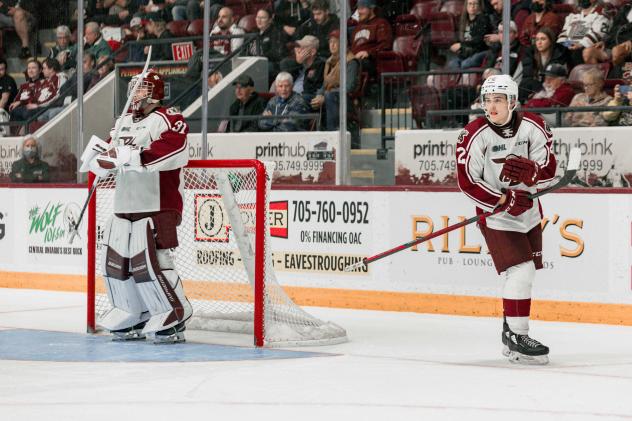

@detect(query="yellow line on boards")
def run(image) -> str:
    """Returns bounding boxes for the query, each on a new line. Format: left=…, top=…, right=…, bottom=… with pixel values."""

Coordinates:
left=2, top=271, right=632, bottom=326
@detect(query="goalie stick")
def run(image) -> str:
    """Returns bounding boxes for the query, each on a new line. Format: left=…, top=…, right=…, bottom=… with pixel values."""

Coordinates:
left=68, top=47, right=153, bottom=244
left=343, top=147, right=582, bottom=272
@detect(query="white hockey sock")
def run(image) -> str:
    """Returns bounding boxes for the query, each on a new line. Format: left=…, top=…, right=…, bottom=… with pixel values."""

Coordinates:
left=502, top=261, right=535, bottom=335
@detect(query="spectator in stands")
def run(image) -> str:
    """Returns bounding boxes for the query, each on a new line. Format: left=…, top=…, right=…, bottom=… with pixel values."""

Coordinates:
left=557, top=0, right=611, bottom=67
left=524, top=62, right=575, bottom=108
left=310, top=30, right=360, bottom=130
left=0, top=1, right=33, bottom=59
left=488, top=21, right=524, bottom=84
left=211, top=7, right=245, bottom=56
left=144, top=17, right=173, bottom=61
left=293, top=0, right=340, bottom=59
left=483, top=0, right=504, bottom=44
left=564, top=67, right=612, bottom=126
left=519, top=28, right=570, bottom=103
left=519, top=0, right=562, bottom=48
left=0, top=58, right=17, bottom=112
left=11, top=58, right=67, bottom=123
left=276, top=0, right=312, bottom=36
left=602, top=72, right=632, bottom=125
left=170, top=0, right=223, bottom=22
left=248, top=8, right=288, bottom=85
left=227, top=75, right=266, bottom=132
left=281, top=35, right=325, bottom=104
left=448, top=0, right=493, bottom=70
left=260, top=71, right=310, bottom=131
left=88, top=56, right=114, bottom=91
left=87, top=0, right=138, bottom=26
left=48, top=25, right=76, bottom=73
left=350, top=0, right=393, bottom=78
left=72, top=22, right=113, bottom=63
left=9, top=136, right=50, bottom=183
left=583, top=1, right=632, bottom=76
left=8, top=59, right=42, bottom=120
left=126, top=16, right=148, bottom=62
left=38, top=53, right=97, bottom=123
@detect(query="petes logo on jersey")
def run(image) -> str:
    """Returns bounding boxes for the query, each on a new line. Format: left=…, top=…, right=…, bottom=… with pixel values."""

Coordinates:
left=500, top=127, right=514, bottom=138
left=457, top=129, right=469, bottom=144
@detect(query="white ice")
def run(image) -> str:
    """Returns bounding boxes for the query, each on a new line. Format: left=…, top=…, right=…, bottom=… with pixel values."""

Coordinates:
left=1, top=288, right=632, bottom=421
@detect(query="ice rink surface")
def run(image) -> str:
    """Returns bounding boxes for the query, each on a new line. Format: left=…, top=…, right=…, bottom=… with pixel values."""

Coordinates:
left=1, top=288, right=632, bottom=421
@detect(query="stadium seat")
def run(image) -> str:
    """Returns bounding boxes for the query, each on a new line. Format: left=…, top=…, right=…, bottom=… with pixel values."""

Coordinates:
left=426, top=73, right=461, bottom=90
left=238, top=14, right=257, bottom=33
left=440, top=0, right=464, bottom=16
left=187, top=19, right=205, bottom=36
left=377, top=51, right=406, bottom=75
left=393, top=36, right=423, bottom=71
left=410, top=0, right=441, bottom=25
left=395, top=14, right=423, bottom=37
left=461, top=72, right=482, bottom=87
left=167, top=20, right=190, bottom=38
left=552, top=3, right=575, bottom=22
left=410, top=85, right=441, bottom=128
left=248, top=1, right=273, bottom=14
left=429, top=12, right=456, bottom=49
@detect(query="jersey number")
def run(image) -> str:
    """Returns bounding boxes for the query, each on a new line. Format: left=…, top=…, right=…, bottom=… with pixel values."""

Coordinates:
left=173, top=120, right=187, bottom=134
left=456, top=147, right=466, bottom=165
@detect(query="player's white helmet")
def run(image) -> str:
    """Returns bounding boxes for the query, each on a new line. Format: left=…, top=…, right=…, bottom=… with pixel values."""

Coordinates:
left=480, top=74, right=518, bottom=124
left=128, top=70, right=165, bottom=112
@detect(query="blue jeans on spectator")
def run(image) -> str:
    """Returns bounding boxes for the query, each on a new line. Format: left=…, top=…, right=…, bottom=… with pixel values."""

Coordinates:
left=325, top=90, right=340, bottom=130
left=448, top=50, right=488, bottom=69
left=171, top=5, right=187, bottom=21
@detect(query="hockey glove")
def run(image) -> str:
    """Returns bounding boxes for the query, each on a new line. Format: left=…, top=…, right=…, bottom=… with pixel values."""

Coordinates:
left=79, top=135, right=110, bottom=173
left=95, top=146, right=141, bottom=171
left=497, top=189, right=533, bottom=217
left=500, top=156, right=541, bottom=187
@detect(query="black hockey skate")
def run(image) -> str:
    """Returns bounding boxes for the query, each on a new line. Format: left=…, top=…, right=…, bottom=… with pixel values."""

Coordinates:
left=111, top=321, right=147, bottom=341
left=502, top=320, right=549, bottom=365
left=153, top=320, right=187, bottom=345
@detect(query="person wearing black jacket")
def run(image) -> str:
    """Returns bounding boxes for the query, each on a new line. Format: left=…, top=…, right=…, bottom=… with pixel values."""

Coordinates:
left=144, top=17, right=174, bottom=61
left=227, top=75, right=266, bottom=132
left=248, top=8, right=288, bottom=84
left=280, top=35, right=326, bottom=104
left=293, top=0, right=340, bottom=59
left=448, top=0, right=493, bottom=69
left=519, top=27, right=570, bottom=103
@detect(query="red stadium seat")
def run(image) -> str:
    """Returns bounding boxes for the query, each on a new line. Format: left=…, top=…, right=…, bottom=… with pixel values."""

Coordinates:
left=238, top=14, right=257, bottom=33
left=167, top=20, right=190, bottom=38
left=377, top=51, right=406, bottom=75
left=395, top=14, right=422, bottom=37
left=429, top=12, right=457, bottom=49
left=248, top=1, right=273, bottom=14
left=440, top=0, right=464, bottom=16
left=187, top=19, right=205, bottom=36
left=410, top=0, right=441, bottom=24
left=410, top=85, right=441, bottom=128
left=393, top=36, right=423, bottom=71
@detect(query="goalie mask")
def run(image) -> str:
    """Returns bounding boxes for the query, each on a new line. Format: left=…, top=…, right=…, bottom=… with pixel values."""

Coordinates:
left=480, top=74, right=518, bottom=126
left=128, top=70, right=165, bottom=116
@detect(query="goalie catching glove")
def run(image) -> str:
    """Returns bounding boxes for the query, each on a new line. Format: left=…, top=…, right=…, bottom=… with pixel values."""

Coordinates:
left=95, top=145, right=142, bottom=171
left=500, top=156, right=541, bottom=187
left=497, top=189, right=532, bottom=216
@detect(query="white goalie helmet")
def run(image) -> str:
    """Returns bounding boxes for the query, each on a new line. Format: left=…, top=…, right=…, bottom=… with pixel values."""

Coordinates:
left=480, top=74, right=518, bottom=124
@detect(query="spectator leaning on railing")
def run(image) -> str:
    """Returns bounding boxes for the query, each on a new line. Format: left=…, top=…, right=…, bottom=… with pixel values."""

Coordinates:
left=350, top=0, right=393, bottom=78
left=211, top=7, right=245, bottom=56
left=227, top=75, right=266, bottom=133
left=0, top=58, right=17, bottom=112
left=601, top=71, right=632, bottom=125
left=259, top=71, right=310, bottom=132
left=9, top=135, right=49, bottom=183
left=564, top=67, right=612, bottom=127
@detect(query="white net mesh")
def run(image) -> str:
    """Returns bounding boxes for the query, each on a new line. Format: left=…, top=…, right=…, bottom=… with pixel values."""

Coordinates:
left=92, top=161, right=347, bottom=347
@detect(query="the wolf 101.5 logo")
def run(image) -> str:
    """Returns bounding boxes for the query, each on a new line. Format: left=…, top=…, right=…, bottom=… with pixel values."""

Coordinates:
left=28, top=202, right=81, bottom=243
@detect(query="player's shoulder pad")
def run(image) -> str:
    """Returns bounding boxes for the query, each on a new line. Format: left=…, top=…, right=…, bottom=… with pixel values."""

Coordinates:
left=153, top=106, right=187, bottom=131
left=457, top=117, right=488, bottom=147
left=521, top=111, right=552, bottom=138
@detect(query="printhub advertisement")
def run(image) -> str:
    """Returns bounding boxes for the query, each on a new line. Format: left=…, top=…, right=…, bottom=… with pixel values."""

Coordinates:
left=188, top=132, right=343, bottom=184
left=395, top=127, right=632, bottom=187
left=0, top=188, right=88, bottom=274
left=0, top=138, right=23, bottom=178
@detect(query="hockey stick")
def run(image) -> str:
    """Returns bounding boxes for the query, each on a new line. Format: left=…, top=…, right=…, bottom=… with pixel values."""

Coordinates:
left=344, top=147, right=582, bottom=272
left=68, top=47, right=153, bottom=244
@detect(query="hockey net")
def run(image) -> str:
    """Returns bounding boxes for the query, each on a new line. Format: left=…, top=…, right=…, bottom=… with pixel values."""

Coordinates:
left=87, top=159, right=347, bottom=347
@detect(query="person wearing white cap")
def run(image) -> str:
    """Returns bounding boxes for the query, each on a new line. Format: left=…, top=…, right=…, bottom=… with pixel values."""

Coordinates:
left=280, top=35, right=326, bottom=104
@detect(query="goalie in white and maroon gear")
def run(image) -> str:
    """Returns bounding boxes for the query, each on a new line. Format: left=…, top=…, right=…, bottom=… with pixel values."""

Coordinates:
left=85, top=70, right=193, bottom=344
left=456, top=74, right=557, bottom=365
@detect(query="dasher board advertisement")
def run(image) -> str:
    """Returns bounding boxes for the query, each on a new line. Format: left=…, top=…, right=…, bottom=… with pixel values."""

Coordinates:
left=395, top=127, right=632, bottom=187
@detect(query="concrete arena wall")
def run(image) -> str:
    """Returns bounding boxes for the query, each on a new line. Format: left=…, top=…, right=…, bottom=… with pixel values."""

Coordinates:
left=0, top=184, right=631, bottom=326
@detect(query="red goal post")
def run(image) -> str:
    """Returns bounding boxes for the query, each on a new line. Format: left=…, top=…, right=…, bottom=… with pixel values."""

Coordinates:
left=87, top=159, right=347, bottom=347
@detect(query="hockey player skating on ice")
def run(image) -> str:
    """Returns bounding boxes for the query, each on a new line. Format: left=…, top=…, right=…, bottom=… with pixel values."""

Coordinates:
left=456, top=74, right=557, bottom=365
left=80, top=70, right=192, bottom=344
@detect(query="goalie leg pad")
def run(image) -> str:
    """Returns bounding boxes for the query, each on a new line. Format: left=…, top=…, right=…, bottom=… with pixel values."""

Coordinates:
left=129, top=217, right=192, bottom=335
left=98, top=216, right=150, bottom=332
